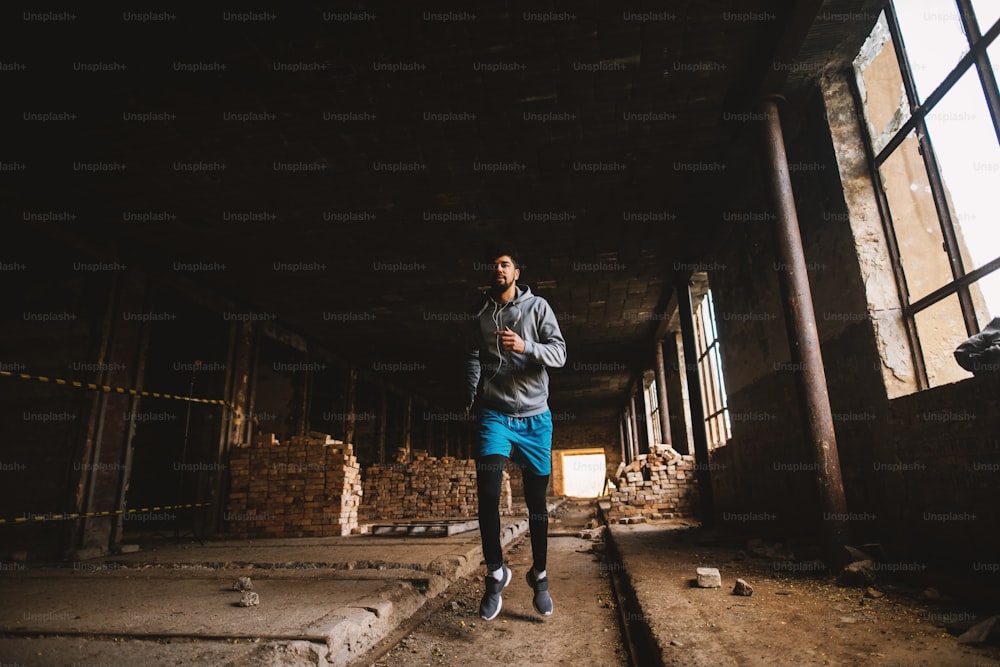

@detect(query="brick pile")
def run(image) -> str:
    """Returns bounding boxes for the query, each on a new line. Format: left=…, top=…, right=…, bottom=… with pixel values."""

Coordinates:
left=226, top=432, right=363, bottom=537
left=608, top=446, right=699, bottom=522
left=360, top=448, right=512, bottom=521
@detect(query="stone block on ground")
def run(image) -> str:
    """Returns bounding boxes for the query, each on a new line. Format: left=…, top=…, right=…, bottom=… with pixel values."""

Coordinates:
left=696, top=567, right=722, bottom=588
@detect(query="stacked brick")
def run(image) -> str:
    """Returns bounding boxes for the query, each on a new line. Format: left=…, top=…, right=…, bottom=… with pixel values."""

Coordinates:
left=361, top=448, right=512, bottom=521
left=608, top=446, right=699, bottom=522
left=226, top=433, right=363, bottom=538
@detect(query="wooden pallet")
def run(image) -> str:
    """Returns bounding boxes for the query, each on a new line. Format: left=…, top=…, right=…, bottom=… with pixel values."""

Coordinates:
left=370, top=519, right=480, bottom=537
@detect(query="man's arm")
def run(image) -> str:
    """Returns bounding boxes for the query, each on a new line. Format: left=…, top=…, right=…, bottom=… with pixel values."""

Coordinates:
left=522, top=300, right=567, bottom=368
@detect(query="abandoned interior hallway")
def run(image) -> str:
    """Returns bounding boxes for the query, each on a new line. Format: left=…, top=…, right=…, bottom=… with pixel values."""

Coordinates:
left=3, top=0, right=1000, bottom=665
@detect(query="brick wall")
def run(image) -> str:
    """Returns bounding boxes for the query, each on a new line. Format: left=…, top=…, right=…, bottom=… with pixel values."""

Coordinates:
left=360, top=449, right=512, bottom=521
left=226, top=433, right=363, bottom=537
left=608, top=446, right=699, bottom=522
left=885, top=373, right=1000, bottom=566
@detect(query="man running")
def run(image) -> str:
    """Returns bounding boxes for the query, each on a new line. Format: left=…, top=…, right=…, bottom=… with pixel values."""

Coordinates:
left=465, top=241, right=567, bottom=620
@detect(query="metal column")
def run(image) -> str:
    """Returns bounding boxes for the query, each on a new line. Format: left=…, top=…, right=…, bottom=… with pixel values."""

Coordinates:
left=654, top=339, right=673, bottom=446
left=760, top=95, right=851, bottom=565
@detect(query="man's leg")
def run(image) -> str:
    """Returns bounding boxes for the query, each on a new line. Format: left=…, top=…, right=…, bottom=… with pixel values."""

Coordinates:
left=476, top=454, right=507, bottom=573
left=522, top=467, right=549, bottom=573
left=523, top=466, right=553, bottom=615
left=476, top=453, right=512, bottom=620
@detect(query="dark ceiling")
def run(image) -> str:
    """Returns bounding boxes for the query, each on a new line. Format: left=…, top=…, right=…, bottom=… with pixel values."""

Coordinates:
left=5, top=1, right=882, bottom=424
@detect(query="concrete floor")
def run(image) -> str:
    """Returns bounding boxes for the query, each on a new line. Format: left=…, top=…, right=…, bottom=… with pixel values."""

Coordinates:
left=0, top=512, right=536, bottom=666
left=3, top=501, right=1000, bottom=667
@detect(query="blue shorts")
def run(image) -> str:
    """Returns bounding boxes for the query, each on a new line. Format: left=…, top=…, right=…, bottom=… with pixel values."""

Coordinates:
left=477, top=408, right=553, bottom=476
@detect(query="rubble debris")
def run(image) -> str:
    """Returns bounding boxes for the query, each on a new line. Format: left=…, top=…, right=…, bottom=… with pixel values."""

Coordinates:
left=837, top=560, right=875, bottom=587
left=608, top=446, right=699, bottom=523
left=696, top=567, right=722, bottom=588
left=232, top=576, right=253, bottom=591
left=733, top=578, right=753, bottom=596
left=239, top=591, right=260, bottom=607
left=958, top=614, right=999, bottom=644
left=578, top=525, right=606, bottom=541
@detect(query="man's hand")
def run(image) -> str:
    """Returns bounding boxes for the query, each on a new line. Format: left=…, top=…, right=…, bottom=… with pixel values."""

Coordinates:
left=495, top=326, right=526, bottom=354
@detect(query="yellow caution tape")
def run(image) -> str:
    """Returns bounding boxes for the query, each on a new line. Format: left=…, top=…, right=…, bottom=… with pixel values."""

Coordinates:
left=0, top=369, right=233, bottom=408
left=0, top=502, right=213, bottom=525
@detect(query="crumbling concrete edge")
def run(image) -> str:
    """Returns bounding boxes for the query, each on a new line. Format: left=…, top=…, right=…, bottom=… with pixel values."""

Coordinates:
left=602, top=516, right=668, bottom=667
left=330, top=506, right=558, bottom=666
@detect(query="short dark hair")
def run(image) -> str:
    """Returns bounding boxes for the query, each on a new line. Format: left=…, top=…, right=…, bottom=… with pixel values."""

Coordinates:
left=484, top=240, right=520, bottom=268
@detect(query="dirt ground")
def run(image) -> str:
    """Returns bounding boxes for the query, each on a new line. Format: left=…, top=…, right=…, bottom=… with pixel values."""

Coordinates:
left=358, top=500, right=627, bottom=667
left=356, top=499, right=1000, bottom=667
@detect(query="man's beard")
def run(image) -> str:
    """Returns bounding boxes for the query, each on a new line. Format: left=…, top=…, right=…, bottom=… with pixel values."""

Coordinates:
left=490, top=277, right=513, bottom=294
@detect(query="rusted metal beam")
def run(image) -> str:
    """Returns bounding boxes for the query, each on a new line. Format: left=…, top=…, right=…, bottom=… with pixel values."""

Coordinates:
left=760, top=95, right=850, bottom=565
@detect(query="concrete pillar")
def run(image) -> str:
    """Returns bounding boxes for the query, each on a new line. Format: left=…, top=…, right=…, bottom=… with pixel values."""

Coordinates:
left=675, top=274, right=716, bottom=524
left=76, top=267, right=149, bottom=556
left=343, top=367, right=357, bottom=446
left=654, top=339, right=673, bottom=446
left=377, top=386, right=387, bottom=464
left=403, top=395, right=412, bottom=461
left=619, top=415, right=627, bottom=464
left=760, top=95, right=850, bottom=565
left=628, top=388, right=640, bottom=460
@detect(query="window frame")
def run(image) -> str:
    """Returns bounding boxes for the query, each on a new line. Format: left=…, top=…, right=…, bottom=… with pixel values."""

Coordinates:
left=853, top=1, right=1000, bottom=390
left=692, top=287, right=732, bottom=448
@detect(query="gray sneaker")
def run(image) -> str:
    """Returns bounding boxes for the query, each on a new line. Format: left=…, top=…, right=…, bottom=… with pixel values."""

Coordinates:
left=479, top=565, right=512, bottom=620
left=526, top=569, right=553, bottom=616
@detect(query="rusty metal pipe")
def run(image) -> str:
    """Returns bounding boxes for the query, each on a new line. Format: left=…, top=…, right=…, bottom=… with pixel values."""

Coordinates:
left=760, top=96, right=850, bottom=565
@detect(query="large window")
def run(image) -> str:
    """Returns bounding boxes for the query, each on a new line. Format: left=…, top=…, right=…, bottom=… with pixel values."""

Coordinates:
left=853, top=1, right=1000, bottom=388
left=644, top=371, right=662, bottom=446
left=693, top=288, right=731, bottom=447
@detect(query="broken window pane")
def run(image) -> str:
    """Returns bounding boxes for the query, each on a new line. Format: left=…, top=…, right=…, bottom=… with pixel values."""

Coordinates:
left=855, top=12, right=911, bottom=154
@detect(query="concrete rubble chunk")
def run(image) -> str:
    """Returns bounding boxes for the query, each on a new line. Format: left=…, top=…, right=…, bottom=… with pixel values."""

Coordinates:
left=239, top=591, right=260, bottom=607
left=732, top=578, right=753, bottom=596
left=232, top=576, right=253, bottom=591
left=958, top=614, right=1000, bottom=644
left=696, top=567, right=721, bottom=588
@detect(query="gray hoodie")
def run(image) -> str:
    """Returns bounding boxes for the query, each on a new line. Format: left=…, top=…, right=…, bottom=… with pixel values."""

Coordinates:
left=465, top=285, right=567, bottom=417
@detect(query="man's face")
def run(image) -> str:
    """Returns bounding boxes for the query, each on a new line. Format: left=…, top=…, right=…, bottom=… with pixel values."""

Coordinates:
left=490, top=255, right=519, bottom=291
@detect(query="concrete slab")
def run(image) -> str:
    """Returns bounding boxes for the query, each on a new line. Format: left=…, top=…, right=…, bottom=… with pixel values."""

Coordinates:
left=0, top=511, right=547, bottom=666
left=0, top=569, right=410, bottom=638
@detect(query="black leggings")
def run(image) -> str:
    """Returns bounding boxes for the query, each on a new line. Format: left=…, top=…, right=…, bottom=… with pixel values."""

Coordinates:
left=477, top=453, right=549, bottom=573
